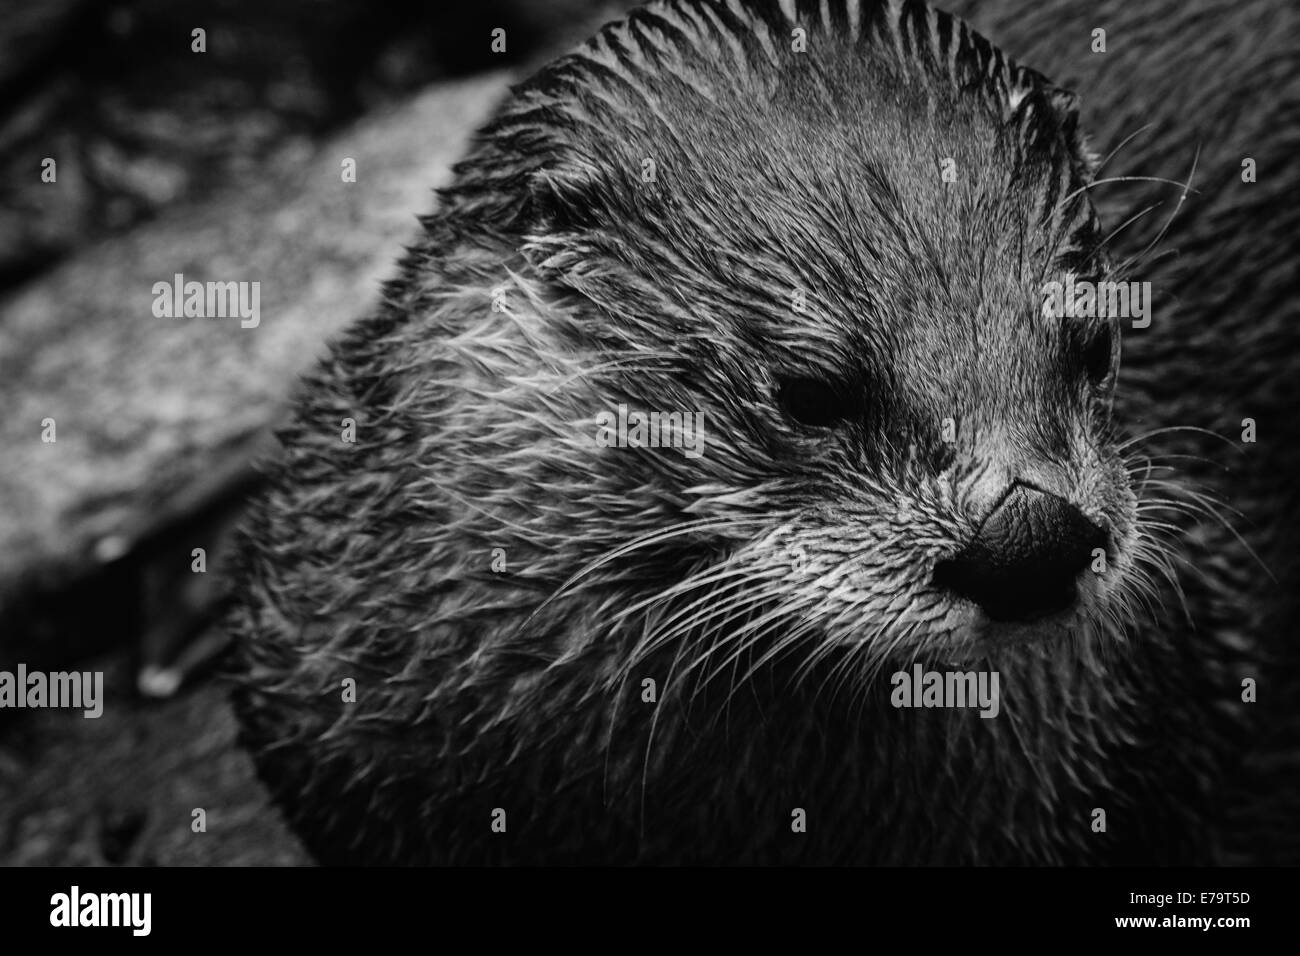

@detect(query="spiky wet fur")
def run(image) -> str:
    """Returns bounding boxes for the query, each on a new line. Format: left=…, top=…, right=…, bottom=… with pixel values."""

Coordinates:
left=228, top=0, right=1292, bottom=864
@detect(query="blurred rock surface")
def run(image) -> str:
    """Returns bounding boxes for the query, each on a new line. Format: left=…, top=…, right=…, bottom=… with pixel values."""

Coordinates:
left=0, top=0, right=628, bottom=292
left=0, top=71, right=511, bottom=666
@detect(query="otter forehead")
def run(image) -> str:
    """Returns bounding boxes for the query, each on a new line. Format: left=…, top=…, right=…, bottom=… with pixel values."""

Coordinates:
left=493, top=0, right=1103, bottom=451
left=512, top=6, right=1093, bottom=347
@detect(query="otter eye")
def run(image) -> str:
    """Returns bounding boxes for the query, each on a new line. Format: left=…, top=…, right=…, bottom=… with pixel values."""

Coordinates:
left=778, top=376, right=847, bottom=428
left=1082, top=322, right=1116, bottom=384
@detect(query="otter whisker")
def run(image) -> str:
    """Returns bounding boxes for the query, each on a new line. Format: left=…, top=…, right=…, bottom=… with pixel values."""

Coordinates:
left=612, top=551, right=783, bottom=637
left=719, top=606, right=826, bottom=725
left=685, top=590, right=815, bottom=695
left=1118, top=424, right=1240, bottom=453
left=1058, top=173, right=1202, bottom=207
left=1135, top=483, right=1270, bottom=579
left=1116, top=145, right=1201, bottom=277
left=1138, top=479, right=1249, bottom=524
left=821, top=613, right=910, bottom=714
left=520, top=513, right=779, bottom=636
left=1095, top=123, right=1157, bottom=177
left=617, top=562, right=782, bottom=674
left=1086, top=201, right=1162, bottom=261
left=707, top=540, right=911, bottom=701
left=1127, top=536, right=1184, bottom=624
left=1125, top=453, right=1229, bottom=473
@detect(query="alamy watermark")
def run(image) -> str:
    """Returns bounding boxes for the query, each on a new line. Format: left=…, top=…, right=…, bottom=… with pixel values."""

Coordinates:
left=1042, top=276, right=1151, bottom=328
left=151, top=272, right=260, bottom=328
left=890, top=664, right=1000, bottom=718
left=0, top=664, right=103, bottom=718
left=594, top=403, right=705, bottom=459
left=50, top=886, right=150, bottom=936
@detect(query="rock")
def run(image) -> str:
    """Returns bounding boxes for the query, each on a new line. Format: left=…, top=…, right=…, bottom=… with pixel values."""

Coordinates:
left=0, top=73, right=513, bottom=664
left=0, top=0, right=625, bottom=291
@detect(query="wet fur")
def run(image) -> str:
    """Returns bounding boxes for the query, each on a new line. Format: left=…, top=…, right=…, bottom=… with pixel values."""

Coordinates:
left=228, top=0, right=1298, bottom=864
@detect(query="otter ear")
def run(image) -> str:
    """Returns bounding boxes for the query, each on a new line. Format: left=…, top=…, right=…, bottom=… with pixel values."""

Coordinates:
left=1007, top=78, right=1099, bottom=180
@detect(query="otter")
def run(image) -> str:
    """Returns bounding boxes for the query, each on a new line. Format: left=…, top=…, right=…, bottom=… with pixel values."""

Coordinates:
left=227, top=0, right=1294, bottom=864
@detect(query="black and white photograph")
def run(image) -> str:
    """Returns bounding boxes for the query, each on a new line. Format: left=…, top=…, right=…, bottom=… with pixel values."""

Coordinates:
left=0, top=0, right=1295, bottom=933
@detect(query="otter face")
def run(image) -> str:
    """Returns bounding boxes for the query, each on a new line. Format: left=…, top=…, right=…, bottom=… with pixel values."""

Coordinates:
left=506, top=0, right=1145, bottom=666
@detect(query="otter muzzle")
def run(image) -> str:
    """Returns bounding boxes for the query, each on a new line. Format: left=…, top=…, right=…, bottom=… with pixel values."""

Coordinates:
left=933, top=483, right=1106, bottom=623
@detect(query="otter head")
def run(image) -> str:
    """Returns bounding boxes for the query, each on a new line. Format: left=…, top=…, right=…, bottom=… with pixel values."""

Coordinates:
left=466, top=0, right=1142, bottom=671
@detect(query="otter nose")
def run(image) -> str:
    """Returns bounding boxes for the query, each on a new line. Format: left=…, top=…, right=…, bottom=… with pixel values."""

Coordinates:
left=933, top=483, right=1106, bottom=622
